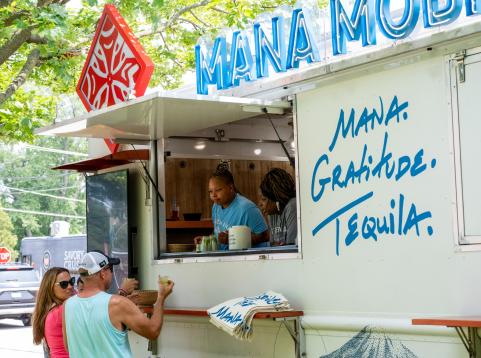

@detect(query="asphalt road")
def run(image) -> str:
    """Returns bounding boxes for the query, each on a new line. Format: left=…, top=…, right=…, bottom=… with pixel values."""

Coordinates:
left=0, top=319, right=44, bottom=358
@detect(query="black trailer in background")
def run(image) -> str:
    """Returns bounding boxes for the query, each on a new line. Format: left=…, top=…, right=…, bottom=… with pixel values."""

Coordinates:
left=20, top=235, right=86, bottom=278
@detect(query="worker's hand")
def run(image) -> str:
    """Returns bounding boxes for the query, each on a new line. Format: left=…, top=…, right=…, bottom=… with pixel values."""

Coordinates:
left=120, top=278, right=139, bottom=295
left=218, top=231, right=228, bottom=244
left=157, top=279, right=174, bottom=302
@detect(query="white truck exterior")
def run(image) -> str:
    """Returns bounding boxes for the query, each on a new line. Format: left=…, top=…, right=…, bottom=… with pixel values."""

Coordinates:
left=37, top=4, right=481, bottom=357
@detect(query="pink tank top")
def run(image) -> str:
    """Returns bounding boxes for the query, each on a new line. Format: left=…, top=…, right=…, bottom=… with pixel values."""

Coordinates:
left=44, top=305, right=69, bottom=358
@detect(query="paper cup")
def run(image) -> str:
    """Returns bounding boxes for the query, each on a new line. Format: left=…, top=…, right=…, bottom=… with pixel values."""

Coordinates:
left=228, top=226, right=251, bottom=250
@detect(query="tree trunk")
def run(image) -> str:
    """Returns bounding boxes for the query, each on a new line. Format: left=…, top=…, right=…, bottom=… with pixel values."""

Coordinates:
left=0, top=48, right=41, bottom=106
left=0, top=28, right=33, bottom=66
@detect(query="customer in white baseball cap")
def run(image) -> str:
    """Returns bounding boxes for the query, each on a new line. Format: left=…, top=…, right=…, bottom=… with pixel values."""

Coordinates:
left=78, top=251, right=120, bottom=276
left=62, top=251, right=174, bottom=358
left=76, top=250, right=138, bottom=296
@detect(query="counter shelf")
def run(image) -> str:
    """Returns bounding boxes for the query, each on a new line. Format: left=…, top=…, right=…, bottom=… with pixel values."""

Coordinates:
left=412, top=317, right=481, bottom=357
left=159, top=245, right=299, bottom=259
left=164, top=220, right=299, bottom=258
left=165, top=220, right=213, bottom=229
left=139, top=306, right=305, bottom=357
left=165, top=220, right=213, bottom=248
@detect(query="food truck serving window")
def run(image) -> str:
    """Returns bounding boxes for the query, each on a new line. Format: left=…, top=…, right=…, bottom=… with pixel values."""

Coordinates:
left=156, top=111, right=301, bottom=261
left=34, top=92, right=297, bottom=261
left=450, top=47, right=481, bottom=246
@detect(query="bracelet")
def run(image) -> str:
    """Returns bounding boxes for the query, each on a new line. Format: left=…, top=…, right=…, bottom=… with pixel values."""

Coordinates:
left=118, top=288, right=128, bottom=297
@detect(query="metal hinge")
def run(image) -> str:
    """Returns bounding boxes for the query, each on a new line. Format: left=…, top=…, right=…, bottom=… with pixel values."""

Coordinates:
left=454, top=50, right=466, bottom=83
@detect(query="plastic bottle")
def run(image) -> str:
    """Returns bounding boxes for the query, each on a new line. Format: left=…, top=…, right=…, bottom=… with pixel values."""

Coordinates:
left=171, top=198, right=179, bottom=220
left=210, top=234, right=217, bottom=251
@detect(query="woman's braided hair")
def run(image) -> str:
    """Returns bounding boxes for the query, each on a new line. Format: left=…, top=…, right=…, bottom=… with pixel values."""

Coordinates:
left=260, top=168, right=296, bottom=211
left=211, top=162, right=239, bottom=193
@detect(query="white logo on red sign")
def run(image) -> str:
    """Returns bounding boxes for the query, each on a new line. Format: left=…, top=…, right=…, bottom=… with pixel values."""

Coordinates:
left=76, top=4, right=154, bottom=154
left=0, top=247, right=11, bottom=264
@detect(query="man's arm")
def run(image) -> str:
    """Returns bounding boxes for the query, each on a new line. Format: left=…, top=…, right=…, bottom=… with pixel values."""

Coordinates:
left=111, top=281, right=174, bottom=341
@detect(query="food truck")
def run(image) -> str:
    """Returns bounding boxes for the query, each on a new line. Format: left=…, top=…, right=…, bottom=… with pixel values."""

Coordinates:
left=37, top=0, right=481, bottom=356
left=20, top=234, right=86, bottom=278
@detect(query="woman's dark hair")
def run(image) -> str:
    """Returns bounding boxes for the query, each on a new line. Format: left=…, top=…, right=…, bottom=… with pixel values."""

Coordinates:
left=260, top=168, right=296, bottom=210
left=211, top=162, right=239, bottom=193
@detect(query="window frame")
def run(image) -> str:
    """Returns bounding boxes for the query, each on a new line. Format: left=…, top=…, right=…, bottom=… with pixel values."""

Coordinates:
left=449, top=47, right=481, bottom=248
left=153, top=100, right=303, bottom=263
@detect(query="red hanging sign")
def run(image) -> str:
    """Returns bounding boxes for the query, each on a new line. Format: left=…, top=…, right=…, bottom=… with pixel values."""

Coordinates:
left=76, top=4, right=154, bottom=154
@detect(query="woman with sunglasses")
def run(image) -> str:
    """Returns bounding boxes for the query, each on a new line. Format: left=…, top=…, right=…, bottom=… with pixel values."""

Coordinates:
left=33, top=267, right=74, bottom=358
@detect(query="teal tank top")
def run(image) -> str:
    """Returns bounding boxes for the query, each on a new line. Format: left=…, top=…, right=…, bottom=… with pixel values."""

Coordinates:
left=65, top=291, right=132, bottom=358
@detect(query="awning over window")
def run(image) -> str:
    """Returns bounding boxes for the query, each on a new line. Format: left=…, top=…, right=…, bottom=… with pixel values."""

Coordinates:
left=36, top=91, right=290, bottom=141
left=52, top=149, right=149, bottom=172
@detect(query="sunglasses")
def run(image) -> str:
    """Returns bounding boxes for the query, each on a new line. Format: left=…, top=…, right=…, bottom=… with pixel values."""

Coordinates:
left=56, top=277, right=75, bottom=289
left=103, top=265, right=113, bottom=273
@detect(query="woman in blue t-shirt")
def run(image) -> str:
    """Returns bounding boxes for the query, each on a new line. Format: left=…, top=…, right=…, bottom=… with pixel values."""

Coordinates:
left=197, top=163, right=269, bottom=250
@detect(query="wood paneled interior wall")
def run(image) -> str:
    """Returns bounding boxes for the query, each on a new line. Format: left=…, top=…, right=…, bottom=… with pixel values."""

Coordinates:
left=164, top=158, right=294, bottom=220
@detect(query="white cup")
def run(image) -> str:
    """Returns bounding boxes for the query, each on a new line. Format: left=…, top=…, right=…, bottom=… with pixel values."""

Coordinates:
left=228, top=226, right=251, bottom=250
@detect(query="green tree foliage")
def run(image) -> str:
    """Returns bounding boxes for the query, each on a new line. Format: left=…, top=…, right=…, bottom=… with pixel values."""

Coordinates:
left=0, top=0, right=300, bottom=141
left=0, top=205, right=18, bottom=260
left=0, top=136, right=86, bottom=240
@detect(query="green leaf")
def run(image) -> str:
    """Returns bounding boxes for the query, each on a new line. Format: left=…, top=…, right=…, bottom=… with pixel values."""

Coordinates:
left=0, top=0, right=295, bottom=141
left=20, top=117, right=32, bottom=129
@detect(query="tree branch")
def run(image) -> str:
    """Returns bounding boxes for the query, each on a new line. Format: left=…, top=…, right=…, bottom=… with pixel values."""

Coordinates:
left=37, top=0, right=56, bottom=7
left=0, top=0, right=13, bottom=8
left=164, top=0, right=211, bottom=30
left=5, top=0, right=65, bottom=26
left=0, top=28, right=33, bottom=66
left=40, top=48, right=81, bottom=61
left=189, top=10, right=209, bottom=28
left=211, top=7, right=229, bottom=15
left=0, top=48, right=41, bottom=106
left=27, top=34, right=49, bottom=44
left=4, top=10, right=28, bottom=27
left=179, top=17, right=202, bottom=31
left=158, top=31, right=170, bottom=51
left=138, top=0, right=211, bottom=38
left=156, top=32, right=183, bottom=68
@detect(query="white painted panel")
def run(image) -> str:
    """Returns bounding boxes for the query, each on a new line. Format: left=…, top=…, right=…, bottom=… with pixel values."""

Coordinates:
left=295, top=54, right=480, bottom=316
left=129, top=53, right=481, bottom=357
left=292, top=54, right=481, bottom=357
left=129, top=317, right=294, bottom=358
